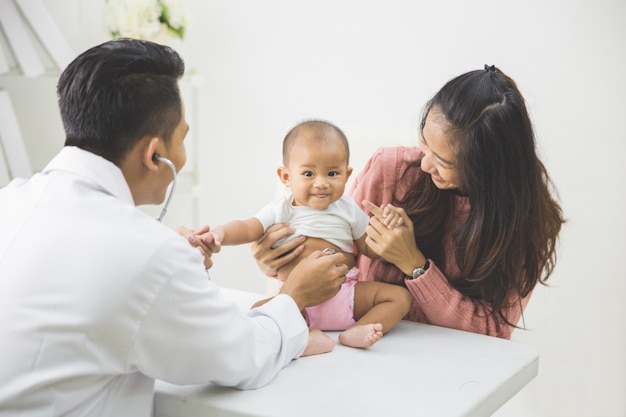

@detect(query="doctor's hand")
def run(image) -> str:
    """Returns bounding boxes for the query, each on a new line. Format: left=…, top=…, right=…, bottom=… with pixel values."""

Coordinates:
left=251, top=223, right=306, bottom=277
left=279, top=250, right=348, bottom=311
left=175, top=225, right=217, bottom=270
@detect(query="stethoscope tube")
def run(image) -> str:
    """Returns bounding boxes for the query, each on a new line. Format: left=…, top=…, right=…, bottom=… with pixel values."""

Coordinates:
left=156, top=156, right=177, bottom=222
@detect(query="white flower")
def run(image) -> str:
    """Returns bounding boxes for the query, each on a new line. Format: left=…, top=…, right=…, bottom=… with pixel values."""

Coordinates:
left=160, top=0, right=189, bottom=35
left=105, top=0, right=189, bottom=41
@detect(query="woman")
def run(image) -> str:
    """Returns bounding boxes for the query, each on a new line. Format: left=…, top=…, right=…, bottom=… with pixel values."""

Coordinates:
left=252, top=65, right=564, bottom=339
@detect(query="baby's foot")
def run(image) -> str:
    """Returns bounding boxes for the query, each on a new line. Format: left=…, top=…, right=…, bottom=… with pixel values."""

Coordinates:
left=301, top=328, right=335, bottom=357
left=338, top=323, right=383, bottom=348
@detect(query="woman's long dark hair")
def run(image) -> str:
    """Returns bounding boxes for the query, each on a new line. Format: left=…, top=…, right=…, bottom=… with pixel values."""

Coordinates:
left=398, top=66, right=564, bottom=327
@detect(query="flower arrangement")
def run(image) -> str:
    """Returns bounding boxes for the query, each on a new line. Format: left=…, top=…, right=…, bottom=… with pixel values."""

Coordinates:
left=105, top=0, right=190, bottom=42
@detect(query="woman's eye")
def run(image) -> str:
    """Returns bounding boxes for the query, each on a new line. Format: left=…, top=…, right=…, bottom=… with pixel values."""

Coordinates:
left=438, top=161, right=456, bottom=171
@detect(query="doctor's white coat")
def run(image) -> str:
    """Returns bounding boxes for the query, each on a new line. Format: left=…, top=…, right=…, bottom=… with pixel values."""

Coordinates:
left=0, top=147, right=308, bottom=416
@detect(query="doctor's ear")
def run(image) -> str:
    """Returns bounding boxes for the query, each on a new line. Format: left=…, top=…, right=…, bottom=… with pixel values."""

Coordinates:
left=143, top=137, right=161, bottom=170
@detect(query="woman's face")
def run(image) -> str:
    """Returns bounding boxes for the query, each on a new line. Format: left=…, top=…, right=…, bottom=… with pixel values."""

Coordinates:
left=419, top=110, right=461, bottom=191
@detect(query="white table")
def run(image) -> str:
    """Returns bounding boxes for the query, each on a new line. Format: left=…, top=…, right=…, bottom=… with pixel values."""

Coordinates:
left=154, top=288, right=538, bottom=417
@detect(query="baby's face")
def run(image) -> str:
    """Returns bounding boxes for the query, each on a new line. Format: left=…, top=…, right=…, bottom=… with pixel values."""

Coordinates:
left=283, top=136, right=351, bottom=210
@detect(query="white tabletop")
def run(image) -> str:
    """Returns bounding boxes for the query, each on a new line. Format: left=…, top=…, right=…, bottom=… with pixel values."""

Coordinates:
left=154, top=288, right=538, bottom=417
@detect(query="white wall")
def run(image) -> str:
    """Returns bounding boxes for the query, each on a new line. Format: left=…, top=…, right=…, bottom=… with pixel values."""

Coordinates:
left=1, top=1, right=624, bottom=416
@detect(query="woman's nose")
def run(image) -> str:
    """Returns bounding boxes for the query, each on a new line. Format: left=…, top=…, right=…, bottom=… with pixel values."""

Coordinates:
left=420, top=151, right=433, bottom=173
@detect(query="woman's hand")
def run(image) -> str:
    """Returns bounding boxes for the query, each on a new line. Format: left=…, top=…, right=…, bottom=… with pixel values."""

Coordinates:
left=362, top=200, right=426, bottom=275
left=250, top=223, right=306, bottom=276
left=175, top=225, right=217, bottom=270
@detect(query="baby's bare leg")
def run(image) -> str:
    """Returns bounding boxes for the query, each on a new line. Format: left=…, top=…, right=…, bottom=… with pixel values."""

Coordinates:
left=338, top=281, right=412, bottom=348
left=252, top=299, right=335, bottom=356
left=302, top=328, right=335, bottom=356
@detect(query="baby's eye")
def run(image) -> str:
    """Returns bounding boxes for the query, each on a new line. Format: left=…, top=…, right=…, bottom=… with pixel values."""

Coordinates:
left=328, top=171, right=339, bottom=177
left=303, top=171, right=314, bottom=177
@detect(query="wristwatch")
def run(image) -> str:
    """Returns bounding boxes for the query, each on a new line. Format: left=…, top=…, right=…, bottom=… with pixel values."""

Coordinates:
left=409, top=260, right=430, bottom=279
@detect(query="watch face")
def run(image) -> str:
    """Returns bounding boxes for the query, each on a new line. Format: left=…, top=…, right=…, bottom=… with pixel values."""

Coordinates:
left=411, top=261, right=430, bottom=279
left=412, top=268, right=425, bottom=279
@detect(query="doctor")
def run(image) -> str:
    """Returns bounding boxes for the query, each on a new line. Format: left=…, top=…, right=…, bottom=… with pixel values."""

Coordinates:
left=0, top=39, right=347, bottom=417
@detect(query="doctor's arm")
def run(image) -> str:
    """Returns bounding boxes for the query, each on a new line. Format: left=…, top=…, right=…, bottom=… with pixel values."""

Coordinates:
left=131, top=241, right=347, bottom=389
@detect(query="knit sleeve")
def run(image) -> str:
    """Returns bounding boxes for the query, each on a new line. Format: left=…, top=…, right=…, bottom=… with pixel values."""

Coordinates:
left=350, top=147, right=421, bottom=284
left=404, top=262, right=529, bottom=339
left=350, top=146, right=527, bottom=339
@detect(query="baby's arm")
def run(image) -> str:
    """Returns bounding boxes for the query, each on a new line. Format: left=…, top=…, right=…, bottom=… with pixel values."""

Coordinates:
left=201, top=218, right=265, bottom=251
left=354, top=234, right=380, bottom=260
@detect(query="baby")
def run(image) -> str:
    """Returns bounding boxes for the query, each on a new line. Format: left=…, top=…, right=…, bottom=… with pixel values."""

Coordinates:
left=202, top=120, right=411, bottom=355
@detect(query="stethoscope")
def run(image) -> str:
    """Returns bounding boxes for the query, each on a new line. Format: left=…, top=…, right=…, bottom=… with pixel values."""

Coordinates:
left=153, top=153, right=177, bottom=222
left=154, top=154, right=212, bottom=275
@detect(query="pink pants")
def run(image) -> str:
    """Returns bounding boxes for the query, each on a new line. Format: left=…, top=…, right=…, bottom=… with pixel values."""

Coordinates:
left=303, top=268, right=359, bottom=331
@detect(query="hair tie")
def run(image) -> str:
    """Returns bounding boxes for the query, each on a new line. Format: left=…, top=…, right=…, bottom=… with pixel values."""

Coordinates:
left=484, top=64, right=497, bottom=73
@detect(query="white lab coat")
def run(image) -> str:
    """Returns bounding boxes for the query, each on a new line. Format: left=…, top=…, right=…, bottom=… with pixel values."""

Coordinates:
left=0, top=147, right=308, bottom=417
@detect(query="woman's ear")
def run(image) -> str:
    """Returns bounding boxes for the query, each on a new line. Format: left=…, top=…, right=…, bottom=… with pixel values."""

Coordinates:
left=277, top=166, right=289, bottom=186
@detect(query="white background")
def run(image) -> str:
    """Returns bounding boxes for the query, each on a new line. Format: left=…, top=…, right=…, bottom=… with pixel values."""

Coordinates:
left=0, top=1, right=624, bottom=416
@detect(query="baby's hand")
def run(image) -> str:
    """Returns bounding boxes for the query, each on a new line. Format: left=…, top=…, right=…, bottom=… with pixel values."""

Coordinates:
left=200, top=230, right=224, bottom=253
left=381, top=204, right=404, bottom=229
left=175, top=225, right=216, bottom=270
left=362, top=200, right=403, bottom=229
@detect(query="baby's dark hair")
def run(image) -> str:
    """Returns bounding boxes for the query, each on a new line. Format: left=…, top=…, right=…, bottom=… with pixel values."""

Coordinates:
left=282, top=119, right=350, bottom=165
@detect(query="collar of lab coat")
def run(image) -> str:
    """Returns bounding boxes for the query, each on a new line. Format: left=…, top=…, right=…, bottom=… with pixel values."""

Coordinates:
left=42, top=146, right=135, bottom=207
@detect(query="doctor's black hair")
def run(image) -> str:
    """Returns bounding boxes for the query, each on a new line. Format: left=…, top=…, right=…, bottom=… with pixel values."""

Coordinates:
left=57, top=38, right=185, bottom=164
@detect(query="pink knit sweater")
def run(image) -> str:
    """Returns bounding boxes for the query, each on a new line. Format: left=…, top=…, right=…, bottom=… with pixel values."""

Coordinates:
left=350, top=146, right=530, bottom=339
